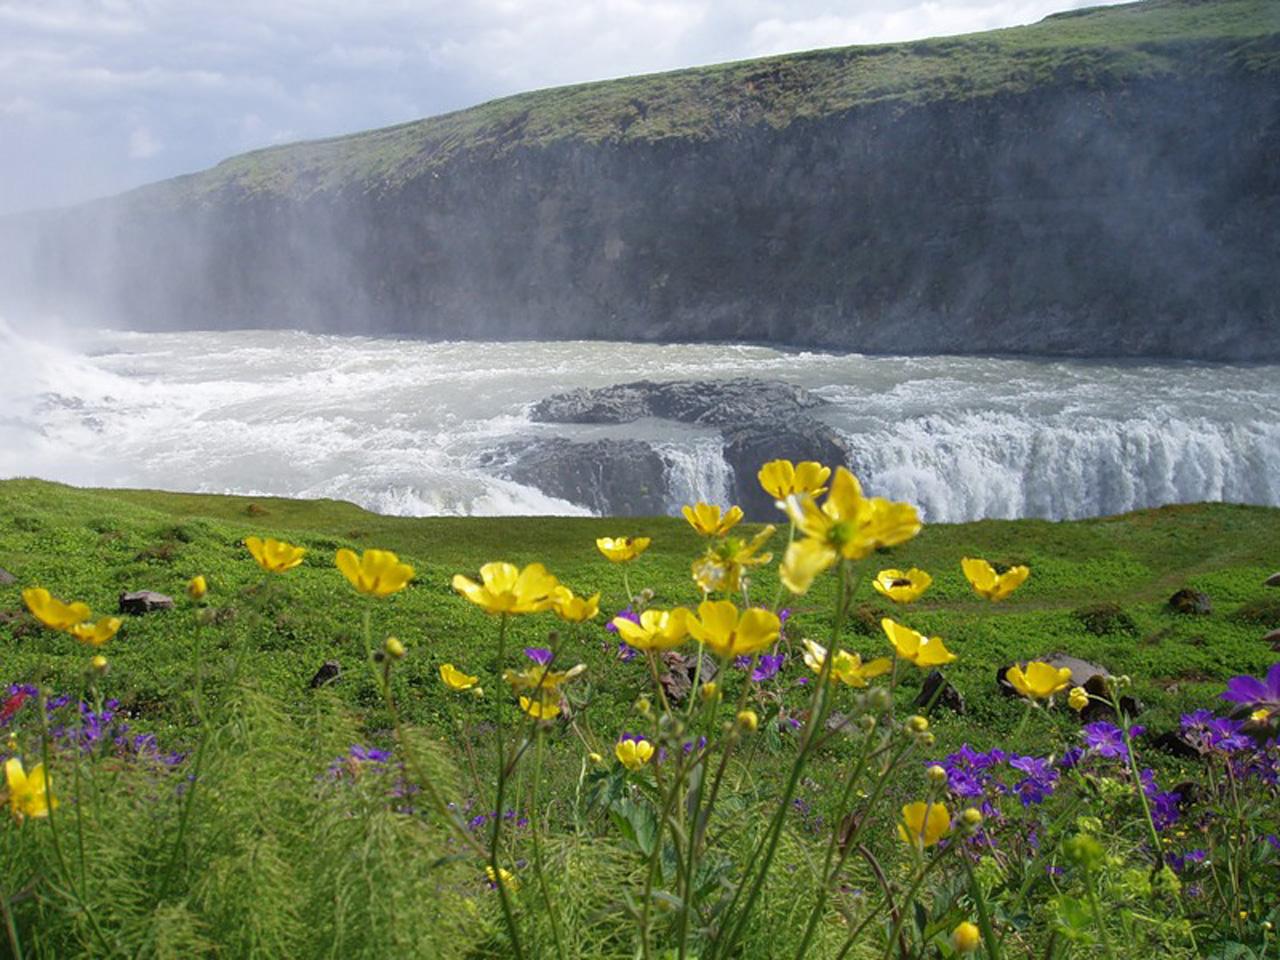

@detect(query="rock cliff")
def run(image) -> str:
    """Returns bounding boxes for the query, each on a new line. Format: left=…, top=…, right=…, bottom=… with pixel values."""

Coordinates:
left=1, top=0, right=1277, bottom=360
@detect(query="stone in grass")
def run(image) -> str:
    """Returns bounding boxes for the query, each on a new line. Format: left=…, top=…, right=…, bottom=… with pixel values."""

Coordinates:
left=914, top=670, right=965, bottom=715
left=1263, top=627, right=1280, bottom=646
left=0, top=567, right=15, bottom=585
left=309, top=661, right=342, bottom=688
left=1168, top=588, right=1212, bottom=616
left=1146, top=730, right=1201, bottom=760
left=1265, top=572, right=1280, bottom=587
left=1073, top=602, right=1137, bottom=636
left=659, top=650, right=718, bottom=705
left=1080, top=674, right=1143, bottom=724
left=118, top=590, right=174, bottom=615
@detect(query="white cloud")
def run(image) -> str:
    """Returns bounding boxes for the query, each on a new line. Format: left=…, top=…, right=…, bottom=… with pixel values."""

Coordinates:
left=127, top=124, right=161, bottom=158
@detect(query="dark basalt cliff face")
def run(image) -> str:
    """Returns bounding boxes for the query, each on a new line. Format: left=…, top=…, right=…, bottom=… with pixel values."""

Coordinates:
left=2, top=1, right=1278, bottom=359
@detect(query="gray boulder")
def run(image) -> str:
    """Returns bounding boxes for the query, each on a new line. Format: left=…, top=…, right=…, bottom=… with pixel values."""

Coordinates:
left=0, top=567, right=15, bottom=585
left=530, top=378, right=826, bottom=427
left=118, top=591, right=174, bottom=615
left=481, top=438, right=669, bottom=515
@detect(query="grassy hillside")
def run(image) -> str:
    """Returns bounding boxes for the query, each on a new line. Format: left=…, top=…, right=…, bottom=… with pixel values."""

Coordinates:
left=141, top=0, right=1280, bottom=201
left=2, top=478, right=1276, bottom=749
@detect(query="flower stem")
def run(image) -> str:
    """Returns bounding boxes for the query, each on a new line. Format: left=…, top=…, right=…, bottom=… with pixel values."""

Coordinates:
left=489, top=615, right=525, bottom=960
left=531, top=730, right=567, bottom=960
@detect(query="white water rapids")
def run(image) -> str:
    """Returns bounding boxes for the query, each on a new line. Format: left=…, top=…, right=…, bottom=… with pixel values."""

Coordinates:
left=1, top=320, right=1276, bottom=522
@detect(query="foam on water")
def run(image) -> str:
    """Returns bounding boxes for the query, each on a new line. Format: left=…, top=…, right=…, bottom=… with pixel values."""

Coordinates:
left=1, top=318, right=1277, bottom=520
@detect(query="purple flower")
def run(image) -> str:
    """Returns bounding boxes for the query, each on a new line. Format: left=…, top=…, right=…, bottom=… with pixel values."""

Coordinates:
left=1181, top=713, right=1251, bottom=754
left=1082, top=722, right=1129, bottom=760
left=618, top=731, right=647, bottom=744
left=1168, top=849, right=1206, bottom=873
left=751, top=654, right=786, bottom=683
left=1008, top=755, right=1058, bottom=806
left=1220, top=663, right=1280, bottom=712
left=524, top=647, right=553, bottom=666
left=616, top=641, right=638, bottom=663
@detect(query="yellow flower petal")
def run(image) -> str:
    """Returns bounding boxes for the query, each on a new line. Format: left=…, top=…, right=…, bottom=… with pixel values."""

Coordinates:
left=1006, top=662, right=1073, bottom=700
left=22, top=588, right=91, bottom=633
left=780, top=538, right=837, bottom=595
left=245, top=536, right=306, bottom=574
left=881, top=618, right=957, bottom=668
left=898, top=801, right=950, bottom=848
left=69, top=617, right=122, bottom=647
left=682, top=503, right=744, bottom=537
left=686, top=600, right=780, bottom=658
left=612, top=609, right=690, bottom=651
left=961, top=558, right=1030, bottom=601
left=872, top=568, right=932, bottom=604
left=452, top=562, right=560, bottom=615
left=595, top=537, right=651, bottom=563
left=440, top=663, right=479, bottom=692
left=615, top=738, right=655, bottom=771
left=336, top=548, right=414, bottom=597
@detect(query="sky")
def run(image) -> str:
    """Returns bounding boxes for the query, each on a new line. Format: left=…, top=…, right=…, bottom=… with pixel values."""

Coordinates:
left=1, top=0, right=1131, bottom=215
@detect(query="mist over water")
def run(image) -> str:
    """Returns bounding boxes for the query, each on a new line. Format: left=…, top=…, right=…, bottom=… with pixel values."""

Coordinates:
left=1, top=318, right=1276, bottom=522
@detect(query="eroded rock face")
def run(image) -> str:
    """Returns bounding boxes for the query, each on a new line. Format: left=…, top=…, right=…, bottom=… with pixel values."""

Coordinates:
left=721, top=417, right=851, bottom=520
left=529, top=378, right=826, bottom=426
left=480, top=438, right=670, bottom=515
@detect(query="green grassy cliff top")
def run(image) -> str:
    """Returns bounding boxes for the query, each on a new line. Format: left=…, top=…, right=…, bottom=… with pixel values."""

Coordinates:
left=139, top=0, right=1277, bottom=202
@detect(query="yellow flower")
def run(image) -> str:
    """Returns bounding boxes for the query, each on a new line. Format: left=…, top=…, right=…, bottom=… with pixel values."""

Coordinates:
left=881, top=618, right=957, bottom=668
left=1006, top=662, right=1073, bottom=700
left=245, top=536, right=306, bottom=573
left=872, top=568, right=932, bottom=604
left=691, top=525, right=775, bottom=594
left=551, top=587, right=600, bottom=623
left=485, top=866, right=519, bottom=891
left=758, top=459, right=831, bottom=502
left=21, top=588, right=90, bottom=633
left=186, top=575, right=208, bottom=600
left=503, top=663, right=586, bottom=693
left=518, top=693, right=561, bottom=720
left=736, top=710, right=758, bottom=732
left=5, top=758, right=56, bottom=821
left=440, top=663, right=479, bottom=692
left=611, top=608, right=691, bottom=652
left=682, top=503, right=744, bottom=537
left=686, top=600, right=781, bottom=658
left=951, top=921, right=981, bottom=953
left=780, top=468, right=921, bottom=594
left=800, top=639, right=892, bottom=687
left=451, top=562, right=560, bottom=615
left=1069, top=686, right=1090, bottom=712
left=961, top=557, right=1030, bottom=601
left=898, top=801, right=950, bottom=848
left=69, top=617, right=122, bottom=647
left=595, top=537, right=651, bottom=563
left=615, top=737, right=655, bottom=771
left=335, top=548, right=414, bottom=597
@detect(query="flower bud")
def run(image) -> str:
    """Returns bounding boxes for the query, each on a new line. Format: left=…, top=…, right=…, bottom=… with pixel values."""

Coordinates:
left=736, top=710, right=759, bottom=733
left=470, top=686, right=484, bottom=698
left=588, top=752, right=603, bottom=765
left=962, top=807, right=983, bottom=828
left=907, top=715, right=929, bottom=733
left=920, top=732, right=935, bottom=748
left=951, top=921, right=981, bottom=954
left=866, top=688, right=892, bottom=713
left=1068, top=686, right=1089, bottom=712
left=700, top=681, right=721, bottom=703
left=384, top=636, right=407, bottom=660
left=859, top=714, right=877, bottom=732
left=636, top=696, right=652, bottom=717
left=90, top=654, right=109, bottom=674
left=926, top=764, right=948, bottom=787
left=187, top=575, right=208, bottom=600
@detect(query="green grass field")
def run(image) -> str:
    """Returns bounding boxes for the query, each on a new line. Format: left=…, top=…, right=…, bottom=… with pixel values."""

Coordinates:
left=2, top=478, right=1277, bottom=957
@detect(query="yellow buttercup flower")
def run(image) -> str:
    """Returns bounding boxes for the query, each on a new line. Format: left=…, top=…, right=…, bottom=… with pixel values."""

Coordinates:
left=690, top=525, right=775, bottom=594
left=615, top=737, right=655, bottom=771
left=596, top=537, right=651, bottom=563
left=898, top=801, right=950, bottom=849
left=780, top=468, right=921, bottom=594
left=551, top=587, right=600, bottom=623
left=611, top=608, right=691, bottom=652
left=245, top=536, right=306, bottom=573
left=758, top=459, right=831, bottom=502
left=486, top=866, right=519, bottom=890
left=451, top=562, right=560, bottom=615
left=69, top=617, right=122, bottom=648
left=503, top=663, right=586, bottom=693
left=21, top=588, right=90, bottom=633
left=872, top=568, right=932, bottom=604
left=335, top=548, right=414, bottom=597
left=1006, top=662, right=1073, bottom=700
left=682, top=503, right=744, bottom=537
left=961, top=557, right=1030, bottom=601
left=1069, top=686, right=1090, bottom=712
left=951, top=921, right=981, bottom=953
left=519, top=693, right=561, bottom=720
left=186, top=575, right=208, bottom=600
left=801, top=639, right=892, bottom=687
left=440, top=663, right=479, bottom=692
left=686, top=600, right=781, bottom=658
left=881, top=618, right=957, bottom=668
left=5, top=758, right=56, bottom=821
